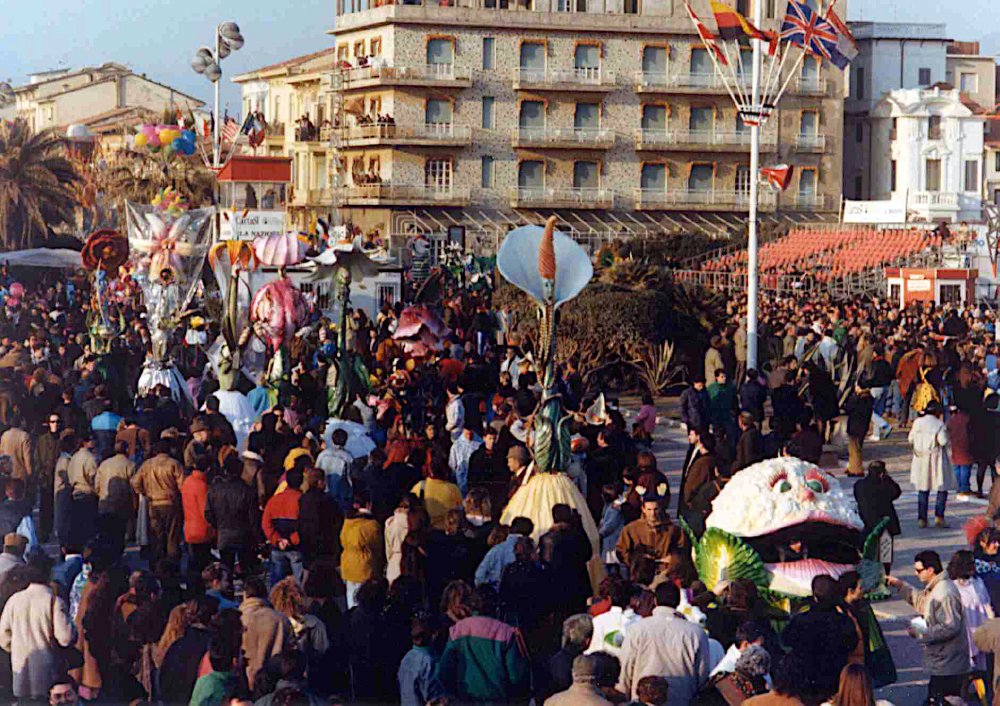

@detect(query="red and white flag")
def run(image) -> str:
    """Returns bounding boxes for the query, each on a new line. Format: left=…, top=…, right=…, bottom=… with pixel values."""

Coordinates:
left=684, top=1, right=728, bottom=66
left=221, top=116, right=240, bottom=145
left=761, top=164, right=793, bottom=191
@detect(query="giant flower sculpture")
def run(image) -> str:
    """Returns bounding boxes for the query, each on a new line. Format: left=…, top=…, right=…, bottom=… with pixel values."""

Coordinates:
left=81, top=229, right=130, bottom=354
left=392, top=305, right=450, bottom=358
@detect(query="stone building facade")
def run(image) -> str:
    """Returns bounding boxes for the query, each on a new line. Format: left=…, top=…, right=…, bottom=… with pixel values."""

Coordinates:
left=324, top=0, right=844, bottom=245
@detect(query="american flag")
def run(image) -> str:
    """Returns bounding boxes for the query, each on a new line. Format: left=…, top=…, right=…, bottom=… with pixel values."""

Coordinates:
left=221, top=115, right=240, bottom=145
left=781, top=0, right=838, bottom=61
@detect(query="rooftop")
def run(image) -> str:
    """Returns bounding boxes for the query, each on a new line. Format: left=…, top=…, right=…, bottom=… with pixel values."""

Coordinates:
left=848, top=21, right=949, bottom=42
left=233, top=48, right=336, bottom=83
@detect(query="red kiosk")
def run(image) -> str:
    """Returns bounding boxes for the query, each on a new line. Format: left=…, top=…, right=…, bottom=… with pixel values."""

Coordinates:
left=216, top=156, right=292, bottom=240
left=884, top=267, right=978, bottom=307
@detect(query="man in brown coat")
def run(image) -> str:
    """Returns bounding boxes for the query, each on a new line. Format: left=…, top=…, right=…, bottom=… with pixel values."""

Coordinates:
left=131, top=441, right=184, bottom=561
left=0, top=414, right=33, bottom=483
left=616, top=493, right=688, bottom=575
left=239, top=576, right=294, bottom=689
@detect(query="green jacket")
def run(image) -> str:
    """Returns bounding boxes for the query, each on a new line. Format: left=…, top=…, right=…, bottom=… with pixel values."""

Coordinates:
left=706, top=382, right=736, bottom=425
left=437, top=615, right=529, bottom=701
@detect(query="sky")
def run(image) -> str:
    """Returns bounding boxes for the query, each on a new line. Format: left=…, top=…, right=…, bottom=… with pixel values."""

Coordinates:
left=2, top=0, right=998, bottom=119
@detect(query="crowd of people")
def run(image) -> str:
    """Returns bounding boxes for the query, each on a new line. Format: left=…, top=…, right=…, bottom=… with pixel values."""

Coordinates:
left=1, top=258, right=1000, bottom=706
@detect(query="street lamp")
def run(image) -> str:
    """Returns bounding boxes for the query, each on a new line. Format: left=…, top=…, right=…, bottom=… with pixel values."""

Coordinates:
left=191, top=21, right=245, bottom=168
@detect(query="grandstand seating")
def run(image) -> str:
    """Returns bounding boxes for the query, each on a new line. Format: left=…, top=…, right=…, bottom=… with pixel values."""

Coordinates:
left=698, top=225, right=943, bottom=283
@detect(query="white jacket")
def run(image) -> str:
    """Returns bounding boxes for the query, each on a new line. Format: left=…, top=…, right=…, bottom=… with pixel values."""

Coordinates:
left=0, top=583, right=75, bottom=698
left=909, top=414, right=954, bottom=492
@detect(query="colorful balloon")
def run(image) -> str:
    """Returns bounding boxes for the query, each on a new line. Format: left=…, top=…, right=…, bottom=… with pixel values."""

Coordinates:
left=134, top=133, right=148, bottom=148
left=182, top=130, right=196, bottom=143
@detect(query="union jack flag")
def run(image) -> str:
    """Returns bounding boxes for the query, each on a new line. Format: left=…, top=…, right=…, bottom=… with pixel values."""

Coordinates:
left=781, top=0, right=838, bottom=60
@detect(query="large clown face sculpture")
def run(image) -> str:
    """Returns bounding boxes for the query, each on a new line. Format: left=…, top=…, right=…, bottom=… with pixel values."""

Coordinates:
left=696, top=457, right=864, bottom=598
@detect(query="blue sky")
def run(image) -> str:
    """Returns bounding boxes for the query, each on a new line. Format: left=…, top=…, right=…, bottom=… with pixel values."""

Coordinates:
left=2, top=0, right=997, bottom=118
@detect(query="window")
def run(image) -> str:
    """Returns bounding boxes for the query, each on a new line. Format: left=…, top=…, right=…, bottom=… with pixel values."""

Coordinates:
left=425, top=158, right=453, bottom=189
left=940, top=284, right=962, bottom=304
left=482, top=96, right=495, bottom=129
left=623, top=0, right=639, bottom=14
left=918, top=67, right=931, bottom=86
left=689, top=106, right=714, bottom=133
left=798, top=169, right=816, bottom=196
left=928, top=115, right=941, bottom=139
left=337, top=45, right=348, bottom=62
left=690, top=48, right=711, bottom=80
left=965, top=160, right=979, bottom=191
left=994, top=189, right=1000, bottom=206
left=427, top=38, right=454, bottom=66
left=799, top=111, right=818, bottom=135
left=574, top=103, right=599, bottom=130
left=354, top=40, right=365, bottom=57
left=642, top=46, right=667, bottom=80
left=642, top=104, right=667, bottom=132
left=925, top=159, right=942, bottom=191
left=736, top=165, right=751, bottom=194
left=519, top=100, right=545, bottom=130
left=890, top=117, right=898, bottom=139
left=482, top=38, right=495, bottom=70
left=736, top=0, right=748, bottom=14
left=641, top=163, right=666, bottom=191
left=995, top=151, right=1000, bottom=172
left=481, top=156, right=494, bottom=188
left=801, top=57, right=819, bottom=89
left=766, top=0, right=776, bottom=18
left=855, top=122, right=863, bottom=143
left=520, top=42, right=545, bottom=70
left=889, top=283, right=901, bottom=303
left=575, top=45, right=600, bottom=73
left=688, top=164, right=713, bottom=191
left=960, top=73, right=978, bottom=94
left=368, top=97, right=382, bottom=114
left=573, top=161, right=599, bottom=189
left=890, top=160, right=897, bottom=191
left=273, top=96, right=282, bottom=122
left=425, top=99, right=453, bottom=126
left=370, top=38, right=382, bottom=56
left=518, top=160, right=544, bottom=189
left=853, top=66, right=865, bottom=99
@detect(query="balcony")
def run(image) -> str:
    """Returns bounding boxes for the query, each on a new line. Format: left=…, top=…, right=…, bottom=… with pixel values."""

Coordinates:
left=633, top=188, right=777, bottom=211
left=512, top=126, right=615, bottom=149
left=291, top=187, right=332, bottom=207
left=634, top=70, right=749, bottom=95
left=794, top=77, right=827, bottom=96
left=264, top=122, right=285, bottom=144
left=794, top=133, right=827, bottom=152
left=337, top=63, right=472, bottom=90
left=510, top=186, right=614, bottom=209
left=903, top=191, right=981, bottom=222
left=339, top=122, right=473, bottom=147
left=791, top=192, right=829, bottom=210
left=338, top=183, right=470, bottom=206
left=634, top=127, right=776, bottom=152
left=512, top=67, right=616, bottom=92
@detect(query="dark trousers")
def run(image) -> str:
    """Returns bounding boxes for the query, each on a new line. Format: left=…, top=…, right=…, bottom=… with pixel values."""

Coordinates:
left=187, top=542, right=214, bottom=590
left=97, top=512, right=127, bottom=557
left=220, top=545, right=258, bottom=576
left=149, top=503, right=182, bottom=563
left=69, top=494, right=98, bottom=545
left=37, top=472, right=53, bottom=542
left=928, top=673, right=965, bottom=701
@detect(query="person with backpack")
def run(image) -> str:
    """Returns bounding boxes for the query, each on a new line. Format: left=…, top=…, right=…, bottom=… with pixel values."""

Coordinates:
left=909, top=401, right=954, bottom=528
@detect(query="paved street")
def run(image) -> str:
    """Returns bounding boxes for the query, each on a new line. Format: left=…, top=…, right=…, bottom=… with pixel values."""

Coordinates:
left=633, top=403, right=988, bottom=705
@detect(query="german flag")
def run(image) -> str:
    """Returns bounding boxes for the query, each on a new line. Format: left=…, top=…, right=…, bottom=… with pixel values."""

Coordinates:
left=710, top=0, right=768, bottom=42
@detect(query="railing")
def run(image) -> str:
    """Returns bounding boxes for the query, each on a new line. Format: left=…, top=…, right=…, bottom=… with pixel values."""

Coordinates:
left=794, top=192, right=826, bottom=209
left=795, top=77, right=827, bottom=94
left=339, top=62, right=471, bottom=84
left=510, top=186, right=614, bottom=206
left=514, top=67, right=616, bottom=88
left=666, top=269, right=820, bottom=296
left=634, top=188, right=777, bottom=209
left=342, top=183, right=471, bottom=202
left=635, top=127, right=775, bottom=148
left=513, top=126, right=615, bottom=146
left=342, top=122, right=472, bottom=141
left=264, top=122, right=285, bottom=138
left=634, top=70, right=750, bottom=91
left=795, top=133, right=826, bottom=151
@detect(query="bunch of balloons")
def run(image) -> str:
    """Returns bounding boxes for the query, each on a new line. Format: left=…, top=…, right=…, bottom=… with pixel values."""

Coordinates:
left=151, top=187, right=189, bottom=219
left=132, top=124, right=198, bottom=157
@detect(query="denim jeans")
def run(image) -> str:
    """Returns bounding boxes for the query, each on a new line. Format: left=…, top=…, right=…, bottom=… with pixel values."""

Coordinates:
left=954, top=464, right=972, bottom=493
left=269, top=548, right=304, bottom=586
left=917, top=490, right=948, bottom=521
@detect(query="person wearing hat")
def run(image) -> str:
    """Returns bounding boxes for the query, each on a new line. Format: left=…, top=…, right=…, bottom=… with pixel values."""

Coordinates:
left=183, top=417, right=212, bottom=471
left=0, top=532, right=26, bottom=581
left=908, top=400, right=954, bottom=528
left=544, top=653, right=613, bottom=706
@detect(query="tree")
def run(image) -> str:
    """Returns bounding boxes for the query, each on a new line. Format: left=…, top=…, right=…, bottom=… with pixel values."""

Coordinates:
left=0, top=119, right=78, bottom=250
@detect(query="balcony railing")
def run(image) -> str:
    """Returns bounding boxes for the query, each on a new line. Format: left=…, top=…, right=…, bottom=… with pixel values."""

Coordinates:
left=793, top=192, right=827, bottom=210
left=341, top=122, right=472, bottom=144
left=635, top=127, right=776, bottom=150
left=634, top=70, right=751, bottom=92
left=513, top=67, right=616, bottom=90
left=338, top=62, right=472, bottom=87
left=340, top=183, right=471, bottom=205
left=794, top=133, right=826, bottom=151
left=795, top=77, right=827, bottom=95
left=633, top=188, right=777, bottom=210
left=264, top=122, right=285, bottom=139
left=510, top=186, right=614, bottom=208
left=513, top=126, right=615, bottom=148
left=291, top=187, right=332, bottom=206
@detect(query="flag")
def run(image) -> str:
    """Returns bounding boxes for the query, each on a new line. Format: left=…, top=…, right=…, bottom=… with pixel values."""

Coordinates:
left=239, top=112, right=254, bottom=136
left=684, top=2, right=728, bottom=66
left=248, top=113, right=266, bottom=148
left=824, top=7, right=857, bottom=70
left=761, top=164, right=793, bottom=191
left=175, top=109, right=186, bottom=129
left=781, top=0, right=839, bottom=62
left=221, top=115, right=240, bottom=145
left=710, top=0, right=768, bottom=41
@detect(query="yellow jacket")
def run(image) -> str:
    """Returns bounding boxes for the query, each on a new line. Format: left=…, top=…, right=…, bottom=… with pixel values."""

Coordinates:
left=340, top=513, right=384, bottom=584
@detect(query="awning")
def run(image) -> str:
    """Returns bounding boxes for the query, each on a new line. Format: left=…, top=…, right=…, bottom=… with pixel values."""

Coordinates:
left=0, top=249, right=82, bottom=269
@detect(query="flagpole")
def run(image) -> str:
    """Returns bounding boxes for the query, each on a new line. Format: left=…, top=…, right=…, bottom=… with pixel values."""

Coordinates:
left=746, top=0, right=764, bottom=372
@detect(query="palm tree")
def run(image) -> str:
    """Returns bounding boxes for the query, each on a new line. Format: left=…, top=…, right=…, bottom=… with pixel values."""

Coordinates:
left=0, top=119, right=78, bottom=250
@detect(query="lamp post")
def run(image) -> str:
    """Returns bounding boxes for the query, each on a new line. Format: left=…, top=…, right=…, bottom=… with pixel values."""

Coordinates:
left=191, top=21, right=245, bottom=168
